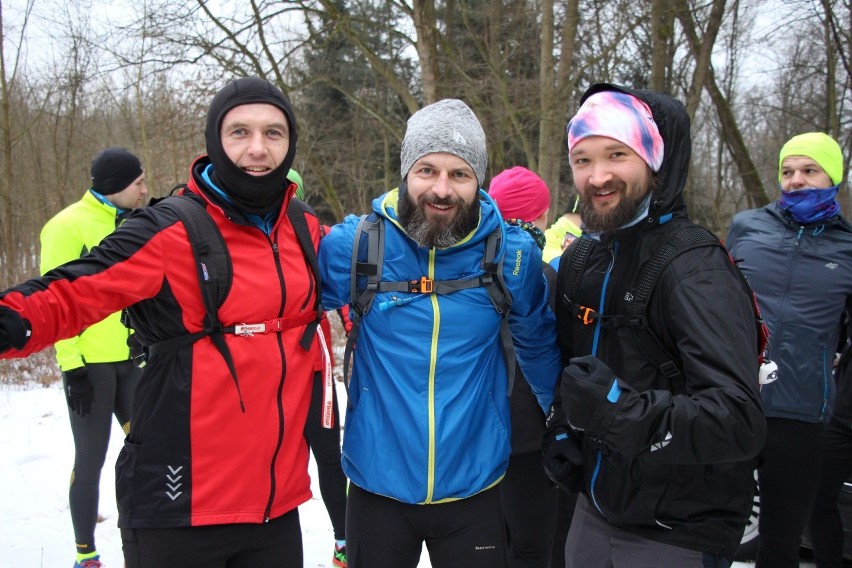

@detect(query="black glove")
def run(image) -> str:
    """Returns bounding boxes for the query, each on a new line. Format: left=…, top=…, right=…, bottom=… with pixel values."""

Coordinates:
left=561, top=355, right=623, bottom=433
left=64, top=367, right=94, bottom=417
left=0, top=306, right=30, bottom=352
left=542, top=423, right=584, bottom=493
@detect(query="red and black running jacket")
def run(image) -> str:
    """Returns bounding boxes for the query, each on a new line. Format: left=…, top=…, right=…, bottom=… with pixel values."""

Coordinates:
left=0, top=156, right=322, bottom=529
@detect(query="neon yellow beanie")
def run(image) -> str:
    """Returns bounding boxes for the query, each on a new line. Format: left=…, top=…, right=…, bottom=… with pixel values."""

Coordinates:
left=288, top=168, right=305, bottom=200
left=778, top=132, right=844, bottom=186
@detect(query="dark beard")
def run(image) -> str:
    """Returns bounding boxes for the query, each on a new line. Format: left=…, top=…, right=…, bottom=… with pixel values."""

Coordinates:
left=398, top=189, right=480, bottom=248
left=578, top=179, right=650, bottom=234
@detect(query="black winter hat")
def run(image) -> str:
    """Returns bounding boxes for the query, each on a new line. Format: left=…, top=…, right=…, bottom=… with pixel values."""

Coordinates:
left=204, top=77, right=298, bottom=215
left=90, top=147, right=143, bottom=196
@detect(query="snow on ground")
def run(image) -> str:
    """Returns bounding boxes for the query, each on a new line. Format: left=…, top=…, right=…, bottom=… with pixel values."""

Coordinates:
left=0, top=380, right=813, bottom=567
left=0, top=380, right=436, bottom=567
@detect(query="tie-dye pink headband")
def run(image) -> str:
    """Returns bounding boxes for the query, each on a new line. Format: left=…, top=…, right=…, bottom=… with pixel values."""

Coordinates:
left=567, top=90, right=664, bottom=172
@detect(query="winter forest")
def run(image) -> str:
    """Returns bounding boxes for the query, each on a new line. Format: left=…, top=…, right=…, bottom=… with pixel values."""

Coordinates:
left=0, top=0, right=849, bottom=287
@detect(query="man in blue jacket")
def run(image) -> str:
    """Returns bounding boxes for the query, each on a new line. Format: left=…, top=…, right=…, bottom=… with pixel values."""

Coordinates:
left=319, top=98, right=561, bottom=568
left=727, top=132, right=852, bottom=567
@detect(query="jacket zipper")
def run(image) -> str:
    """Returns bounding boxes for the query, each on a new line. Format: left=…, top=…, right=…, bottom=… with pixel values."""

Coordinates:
left=264, top=237, right=289, bottom=521
left=425, top=247, right=439, bottom=503
left=771, top=227, right=802, bottom=358
left=774, top=226, right=830, bottom=418
left=589, top=240, right=617, bottom=519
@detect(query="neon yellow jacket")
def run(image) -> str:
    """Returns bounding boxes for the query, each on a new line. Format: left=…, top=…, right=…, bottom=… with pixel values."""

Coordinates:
left=542, top=214, right=582, bottom=263
left=39, top=191, right=131, bottom=370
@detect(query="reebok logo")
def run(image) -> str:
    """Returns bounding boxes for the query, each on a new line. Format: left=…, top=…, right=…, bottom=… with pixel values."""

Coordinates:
left=513, top=249, right=522, bottom=276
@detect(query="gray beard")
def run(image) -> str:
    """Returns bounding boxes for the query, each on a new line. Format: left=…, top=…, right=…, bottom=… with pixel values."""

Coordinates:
left=398, top=189, right=480, bottom=248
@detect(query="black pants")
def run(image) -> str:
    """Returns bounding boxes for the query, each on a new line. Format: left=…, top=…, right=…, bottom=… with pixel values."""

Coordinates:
left=303, top=371, right=347, bottom=540
left=756, top=417, right=824, bottom=567
left=121, top=509, right=302, bottom=568
left=499, top=450, right=558, bottom=567
left=65, top=360, right=141, bottom=555
left=809, top=419, right=852, bottom=568
left=347, top=483, right=508, bottom=568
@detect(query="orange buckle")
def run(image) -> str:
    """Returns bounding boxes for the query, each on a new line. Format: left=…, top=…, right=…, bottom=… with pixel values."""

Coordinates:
left=408, top=277, right=434, bottom=293
left=577, top=306, right=596, bottom=326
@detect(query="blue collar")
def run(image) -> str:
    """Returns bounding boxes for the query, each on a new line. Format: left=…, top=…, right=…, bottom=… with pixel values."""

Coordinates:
left=88, top=189, right=126, bottom=215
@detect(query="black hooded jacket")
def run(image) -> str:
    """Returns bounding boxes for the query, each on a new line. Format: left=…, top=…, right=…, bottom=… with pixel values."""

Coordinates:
left=554, top=84, right=766, bottom=558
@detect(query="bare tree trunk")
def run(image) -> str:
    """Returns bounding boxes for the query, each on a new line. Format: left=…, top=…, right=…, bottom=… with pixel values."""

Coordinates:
left=651, top=0, right=674, bottom=91
left=681, top=0, right=726, bottom=119
left=707, top=73, right=769, bottom=208
left=677, top=2, right=769, bottom=208
left=538, top=0, right=579, bottom=219
left=821, top=0, right=839, bottom=137
left=412, top=0, right=439, bottom=104
left=0, top=0, right=16, bottom=278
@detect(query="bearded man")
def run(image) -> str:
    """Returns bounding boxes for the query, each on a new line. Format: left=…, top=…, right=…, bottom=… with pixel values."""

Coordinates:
left=319, top=98, right=561, bottom=568
left=548, top=84, right=766, bottom=568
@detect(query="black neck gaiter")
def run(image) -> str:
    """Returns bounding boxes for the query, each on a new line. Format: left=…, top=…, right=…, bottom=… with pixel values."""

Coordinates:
left=204, top=77, right=298, bottom=216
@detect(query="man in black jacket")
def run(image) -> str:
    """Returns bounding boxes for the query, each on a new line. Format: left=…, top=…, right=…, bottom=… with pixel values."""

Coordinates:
left=548, top=84, right=766, bottom=567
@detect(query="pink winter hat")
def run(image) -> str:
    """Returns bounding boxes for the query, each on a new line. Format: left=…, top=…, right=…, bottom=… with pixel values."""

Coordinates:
left=567, top=90, right=664, bottom=172
left=488, top=166, right=551, bottom=222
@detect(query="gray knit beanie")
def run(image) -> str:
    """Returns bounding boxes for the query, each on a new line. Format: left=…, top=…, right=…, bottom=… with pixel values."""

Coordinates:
left=400, top=99, right=487, bottom=187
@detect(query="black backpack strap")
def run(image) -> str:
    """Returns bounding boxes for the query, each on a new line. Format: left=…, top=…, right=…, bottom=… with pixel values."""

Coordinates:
left=483, top=226, right=512, bottom=316
left=343, top=214, right=384, bottom=387
left=624, top=225, right=725, bottom=395
left=286, top=198, right=323, bottom=350
left=559, top=236, right=597, bottom=326
left=342, top=217, right=516, bottom=390
left=350, top=214, right=385, bottom=316
left=169, top=183, right=189, bottom=196
left=146, top=195, right=245, bottom=411
left=482, top=226, right=516, bottom=394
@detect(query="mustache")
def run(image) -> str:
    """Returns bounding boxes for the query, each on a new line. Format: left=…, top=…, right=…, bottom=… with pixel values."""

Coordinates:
left=584, top=179, right=627, bottom=195
left=418, top=194, right=462, bottom=207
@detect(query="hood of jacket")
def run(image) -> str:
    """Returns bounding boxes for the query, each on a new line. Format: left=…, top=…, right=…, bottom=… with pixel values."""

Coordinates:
left=579, top=83, right=692, bottom=237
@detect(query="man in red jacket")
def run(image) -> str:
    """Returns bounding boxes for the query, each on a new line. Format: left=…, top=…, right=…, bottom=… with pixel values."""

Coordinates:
left=0, top=77, right=322, bottom=568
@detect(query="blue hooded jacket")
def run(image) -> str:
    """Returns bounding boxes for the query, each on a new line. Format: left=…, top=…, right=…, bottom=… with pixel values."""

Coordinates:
left=319, top=188, right=560, bottom=504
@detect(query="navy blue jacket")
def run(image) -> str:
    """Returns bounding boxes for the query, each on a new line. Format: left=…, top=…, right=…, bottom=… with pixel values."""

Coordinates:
left=727, top=203, right=852, bottom=422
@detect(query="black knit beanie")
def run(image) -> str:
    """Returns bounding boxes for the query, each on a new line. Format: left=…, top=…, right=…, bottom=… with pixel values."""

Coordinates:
left=204, top=77, right=298, bottom=215
left=90, top=148, right=143, bottom=196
